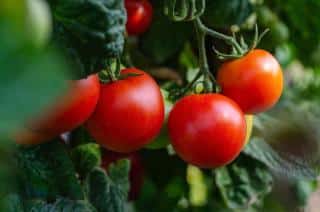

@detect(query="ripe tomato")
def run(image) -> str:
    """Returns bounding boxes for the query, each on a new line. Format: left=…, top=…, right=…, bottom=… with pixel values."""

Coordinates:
left=101, top=150, right=144, bottom=201
left=168, top=94, right=246, bottom=168
left=217, top=49, right=283, bottom=114
left=86, top=68, right=164, bottom=153
left=15, top=74, right=100, bottom=145
left=125, top=0, right=153, bottom=36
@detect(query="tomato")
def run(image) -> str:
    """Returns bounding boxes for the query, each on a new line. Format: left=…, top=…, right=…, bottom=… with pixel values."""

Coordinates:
left=168, top=94, right=246, bottom=168
left=101, top=151, right=144, bottom=201
left=125, top=0, right=153, bottom=36
left=217, top=49, right=284, bottom=114
left=86, top=68, right=164, bottom=153
left=15, top=74, right=100, bottom=145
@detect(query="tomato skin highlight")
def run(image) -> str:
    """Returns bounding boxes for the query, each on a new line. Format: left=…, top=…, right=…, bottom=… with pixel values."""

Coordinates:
left=15, top=74, right=100, bottom=145
left=101, top=151, right=144, bottom=201
left=125, top=0, right=153, bottom=36
left=86, top=68, right=165, bottom=153
left=217, top=49, right=283, bottom=114
left=168, top=94, right=246, bottom=168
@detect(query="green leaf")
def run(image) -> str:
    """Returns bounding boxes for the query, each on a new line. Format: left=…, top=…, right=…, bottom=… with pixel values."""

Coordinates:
left=85, top=160, right=130, bottom=212
left=294, top=179, right=318, bottom=206
left=146, top=89, right=173, bottom=149
left=1, top=194, right=24, bottom=212
left=294, top=180, right=318, bottom=206
left=24, top=198, right=97, bottom=212
left=50, top=0, right=127, bottom=77
left=202, top=0, right=253, bottom=29
left=266, top=0, right=320, bottom=66
left=244, top=138, right=318, bottom=179
left=247, top=107, right=320, bottom=179
left=140, top=2, right=192, bottom=64
left=214, top=154, right=273, bottom=210
left=179, top=43, right=198, bottom=71
left=71, top=143, right=101, bottom=178
left=16, top=141, right=84, bottom=200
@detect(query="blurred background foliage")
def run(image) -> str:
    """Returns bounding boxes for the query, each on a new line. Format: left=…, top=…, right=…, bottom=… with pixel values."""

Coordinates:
left=1, top=0, right=320, bottom=211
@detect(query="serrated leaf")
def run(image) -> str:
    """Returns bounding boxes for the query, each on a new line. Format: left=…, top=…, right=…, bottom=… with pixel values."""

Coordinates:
left=16, top=141, right=84, bottom=200
left=24, top=198, right=97, bottom=212
left=243, top=138, right=318, bottom=179
left=85, top=160, right=130, bottom=212
left=50, top=0, right=127, bottom=78
left=70, top=143, right=101, bottom=178
left=214, top=154, right=273, bottom=210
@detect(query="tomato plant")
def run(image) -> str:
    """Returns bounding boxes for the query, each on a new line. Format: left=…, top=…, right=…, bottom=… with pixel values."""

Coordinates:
left=86, top=68, right=164, bottom=153
left=125, top=0, right=153, bottom=36
left=3, top=0, right=319, bottom=211
left=168, top=94, right=246, bottom=168
left=217, top=49, right=284, bottom=114
left=101, top=151, right=144, bottom=201
left=15, top=74, right=100, bottom=145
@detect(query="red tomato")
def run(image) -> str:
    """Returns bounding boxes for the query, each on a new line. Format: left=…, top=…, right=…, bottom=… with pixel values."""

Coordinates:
left=125, top=0, right=153, bottom=36
left=15, top=74, right=100, bottom=145
left=168, top=94, right=246, bottom=168
left=86, top=68, right=164, bottom=153
left=217, top=49, right=283, bottom=114
left=101, top=151, right=144, bottom=201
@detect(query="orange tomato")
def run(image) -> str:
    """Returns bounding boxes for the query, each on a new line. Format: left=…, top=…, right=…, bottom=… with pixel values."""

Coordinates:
left=217, top=49, right=283, bottom=114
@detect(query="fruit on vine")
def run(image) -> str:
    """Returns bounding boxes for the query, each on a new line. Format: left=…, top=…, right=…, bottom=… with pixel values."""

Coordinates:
left=86, top=68, right=165, bottom=153
left=217, top=49, right=283, bottom=114
left=101, top=151, right=144, bottom=201
left=15, top=74, right=100, bottom=145
left=168, top=94, right=246, bottom=168
left=125, top=0, right=153, bottom=36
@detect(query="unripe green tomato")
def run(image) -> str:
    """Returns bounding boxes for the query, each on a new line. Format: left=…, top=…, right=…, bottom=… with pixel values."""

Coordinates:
left=25, top=0, right=52, bottom=48
left=146, top=89, right=173, bottom=149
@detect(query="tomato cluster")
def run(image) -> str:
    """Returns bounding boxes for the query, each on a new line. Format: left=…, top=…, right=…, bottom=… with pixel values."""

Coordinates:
left=14, top=0, right=284, bottom=170
left=168, top=49, right=283, bottom=168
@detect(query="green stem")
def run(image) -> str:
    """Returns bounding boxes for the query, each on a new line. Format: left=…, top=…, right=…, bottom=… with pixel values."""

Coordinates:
left=195, top=18, right=244, bottom=54
left=182, top=70, right=203, bottom=94
left=105, top=67, right=116, bottom=82
left=194, top=19, right=217, bottom=92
